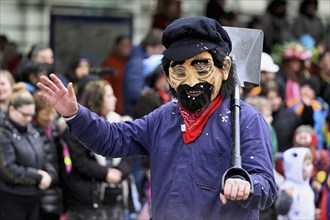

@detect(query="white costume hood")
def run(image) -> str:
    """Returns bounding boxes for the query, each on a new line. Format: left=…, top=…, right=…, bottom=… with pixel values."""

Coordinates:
left=283, top=147, right=311, bottom=184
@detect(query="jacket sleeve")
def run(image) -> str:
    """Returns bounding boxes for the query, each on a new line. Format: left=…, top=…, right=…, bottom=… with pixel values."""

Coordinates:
left=66, top=104, right=150, bottom=158
left=236, top=111, right=278, bottom=210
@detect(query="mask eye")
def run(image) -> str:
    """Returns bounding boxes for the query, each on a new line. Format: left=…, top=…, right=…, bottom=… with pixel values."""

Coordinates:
left=173, top=66, right=185, bottom=77
left=194, top=60, right=211, bottom=73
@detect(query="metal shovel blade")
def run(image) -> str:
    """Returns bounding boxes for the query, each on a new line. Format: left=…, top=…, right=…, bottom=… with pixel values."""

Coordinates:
left=224, top=27, right=264, bottom=88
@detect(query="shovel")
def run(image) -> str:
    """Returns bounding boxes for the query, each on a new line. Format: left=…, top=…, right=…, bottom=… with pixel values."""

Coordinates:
left=221, top=27, right=264, bottom=194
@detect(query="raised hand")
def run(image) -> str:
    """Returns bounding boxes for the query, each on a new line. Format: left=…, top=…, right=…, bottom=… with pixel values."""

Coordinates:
left=37, top=74, right=78, bottom=117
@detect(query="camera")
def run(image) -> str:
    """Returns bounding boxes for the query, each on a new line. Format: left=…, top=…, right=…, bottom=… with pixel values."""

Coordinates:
left=90, top=67, right=117, bottom=77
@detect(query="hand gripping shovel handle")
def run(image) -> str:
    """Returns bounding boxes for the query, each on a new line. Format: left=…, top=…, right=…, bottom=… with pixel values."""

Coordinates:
left=221, top=84, right=254, bottom=194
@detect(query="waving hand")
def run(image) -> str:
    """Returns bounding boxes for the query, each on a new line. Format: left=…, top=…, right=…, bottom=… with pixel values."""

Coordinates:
left=37, top=74, right=78, bottom=117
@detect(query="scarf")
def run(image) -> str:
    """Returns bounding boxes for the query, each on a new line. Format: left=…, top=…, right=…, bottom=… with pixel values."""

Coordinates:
left=179, top=95, right=223, bottom=144
left=285, top=79, right=301, bottom=107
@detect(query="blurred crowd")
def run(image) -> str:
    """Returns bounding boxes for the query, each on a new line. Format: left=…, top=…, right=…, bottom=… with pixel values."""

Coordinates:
left=0, top=0, right=329, bottom=220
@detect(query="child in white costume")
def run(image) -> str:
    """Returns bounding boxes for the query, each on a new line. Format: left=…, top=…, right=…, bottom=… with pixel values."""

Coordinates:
left=276, top=147, right=315, bottom=220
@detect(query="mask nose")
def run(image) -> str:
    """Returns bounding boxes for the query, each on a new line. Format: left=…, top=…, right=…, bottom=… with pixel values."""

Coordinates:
left=185, top=73, right=200, bottom=87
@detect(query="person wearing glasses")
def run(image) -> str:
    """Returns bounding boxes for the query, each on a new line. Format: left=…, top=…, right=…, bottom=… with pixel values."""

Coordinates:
left=0, top=82, right=56, bottom=220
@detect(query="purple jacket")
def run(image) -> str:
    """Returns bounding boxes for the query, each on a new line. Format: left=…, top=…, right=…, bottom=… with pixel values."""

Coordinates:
left=67, top=97, right=277, bottom=220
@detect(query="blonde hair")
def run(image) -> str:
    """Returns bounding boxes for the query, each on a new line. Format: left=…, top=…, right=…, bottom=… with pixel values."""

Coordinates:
left=0, top=70, right=15, bottom=111
left=7, top=82, right=34, bottom=111
left=0, top=69, right=15, bottom=86
left=245, top=96, right=271, bottom=114
left=79, top=80, right=110, bottom=118
left=304, top=151, right=313, bottom=161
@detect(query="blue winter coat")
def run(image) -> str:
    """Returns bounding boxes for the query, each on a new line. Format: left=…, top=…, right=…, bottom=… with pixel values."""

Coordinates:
left=123, top=45, right=147, bottom=116
left=66, top=97, right=277, bottom=220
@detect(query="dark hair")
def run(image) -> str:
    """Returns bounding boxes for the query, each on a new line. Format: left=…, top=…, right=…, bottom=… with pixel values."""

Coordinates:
left=21, top=62, right=53, bottom=82
left=29, top=44, right=51, bottom=60
left=65, top=57, right=92, bottom=82
left=114, top=35, right=131, bottom=45
left=141, top=28, right=163, bottom=50
left=267, top=0, right=287, bottom=14
left=261, top=82, right=281, bottom=98
left=161, top=48, right=237, bottom=98
left=145, top=66, right=163, bottom=88
left=300, top=0, right=318, bottom=14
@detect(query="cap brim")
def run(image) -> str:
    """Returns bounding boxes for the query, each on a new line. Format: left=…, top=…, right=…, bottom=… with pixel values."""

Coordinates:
left=262, top=65, right=279, bottom=73
left=163, top=38, right=216, bottom=61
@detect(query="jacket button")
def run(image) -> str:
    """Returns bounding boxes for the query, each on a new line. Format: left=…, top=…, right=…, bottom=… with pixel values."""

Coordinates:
left=93, top=203, right=99, bottom=208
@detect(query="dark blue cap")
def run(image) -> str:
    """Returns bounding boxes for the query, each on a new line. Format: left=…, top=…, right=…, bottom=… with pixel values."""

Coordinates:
left=162, top=16, right=232, bottom=61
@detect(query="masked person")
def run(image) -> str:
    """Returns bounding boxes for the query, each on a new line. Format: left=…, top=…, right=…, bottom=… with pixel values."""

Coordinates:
left=37, top=16, right=277, bottom=220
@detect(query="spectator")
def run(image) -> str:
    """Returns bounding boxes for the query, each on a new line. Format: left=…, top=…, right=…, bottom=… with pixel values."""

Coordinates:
left=152, top=0, right=181, bottom=30
left=0, top=34, right=8, bottom=67
left=65, top=57, right=99, bottom=101
left=62, top=80, right=135, bottom=220
left=292, top=125, right=328, bottom=215
left=29, top=44, right=54, bottom=65
left=21, top=62, right=53, bottom=93
left=205, top=0, right=236, bottom=26
left=134, top=54, right=171, bottom=119
left=15, top=44, right=68, bottom=86
left=243, top=52, right=279, bottom=98
left=116, top=24, right=163, bottom=213
left=123, top=28, right=164, bottom=117
left=263, top=84, right=301, bottom=152
left=261, top=0, right=293, bottom=53
left=0, top=83, right=56, bottom=220
left=275, top=125, right=329, bottom=220
left=245, top=96, right=278, bottom=163
left=245, top=95, right=284, bottom=220
left=32, top=91, right=64, bottom=220
left=275, top=147, right=315, bottom=220
left=246, top=16, right=263, bottom=30
left=0, top=69, right=15, bottom=112
left=101, top=35, right=132, bottom=114
left=289, top=78, right=328, bottom=149
left=272, top=42, right=312, bottom=107
left=14, top=44, right=53, bottom=81
left=313, top=48, right=330, bottom=106
left=0, top=40, right=21, bottom=74
left=292, top=0, right=325, bottom=44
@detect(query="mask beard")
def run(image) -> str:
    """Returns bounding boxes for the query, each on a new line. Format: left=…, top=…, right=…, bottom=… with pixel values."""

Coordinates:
left=176, top=83, right=213, bottom=112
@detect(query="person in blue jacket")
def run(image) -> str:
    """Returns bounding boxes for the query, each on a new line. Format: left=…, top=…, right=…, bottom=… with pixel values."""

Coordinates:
left=37, top=16, right=277, bottom=220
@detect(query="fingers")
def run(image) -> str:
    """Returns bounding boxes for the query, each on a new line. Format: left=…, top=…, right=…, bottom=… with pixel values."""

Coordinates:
left=219, top=193, right=227, bottom=205
left=67, top=82, right=75, bottom=98
left=221, top=178, right=251, bottom=202
left=36, top=79, right=54, bottom=97
left=38, top=74, right=59, bottom=91
left=37, top=74, right=68, bottom=95
left=49, top=73, right=67, bottom=91
left=241, top=184, right=250, bottom=200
